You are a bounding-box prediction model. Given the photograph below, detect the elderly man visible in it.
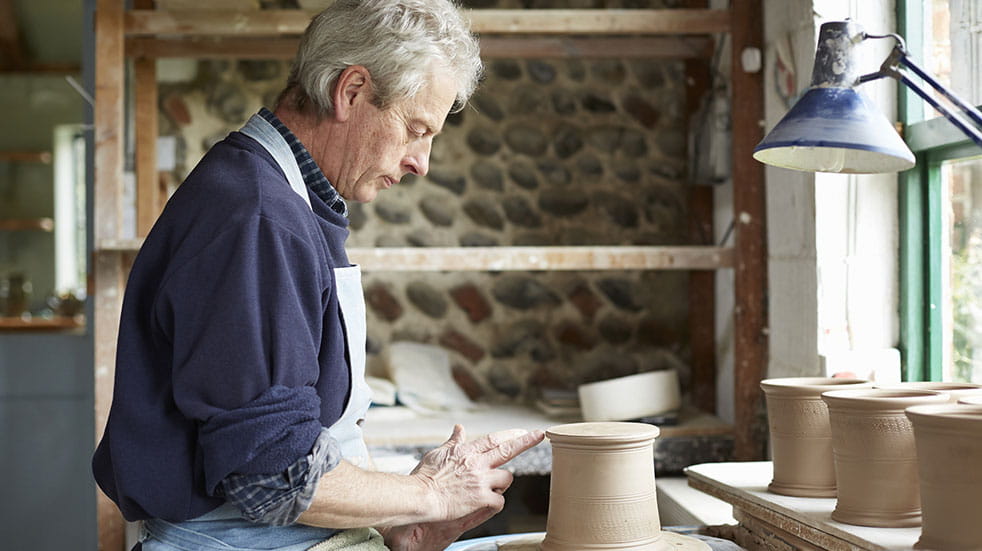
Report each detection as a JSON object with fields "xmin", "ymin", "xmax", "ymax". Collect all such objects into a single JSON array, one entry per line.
[{"xmin": 92, "ymin": 1, "xmax": 544, "ymax": 550}]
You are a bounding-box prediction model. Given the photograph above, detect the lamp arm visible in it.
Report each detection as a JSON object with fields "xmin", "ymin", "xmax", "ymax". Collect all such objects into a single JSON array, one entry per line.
[{"xmin": 858, "ymin": 43, "xmax": 982, "ymax": 149}]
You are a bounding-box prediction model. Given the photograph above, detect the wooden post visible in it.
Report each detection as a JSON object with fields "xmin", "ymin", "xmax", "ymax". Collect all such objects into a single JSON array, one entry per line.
[
  {"xmin": 134, "ymin": 56, "xmax": 159, "ymax": 237},
  {"xmin": 684, "ymin": 0, "xmax": 717, "ymax": 415},
  {"xmin": 94, "ymin": 0, "xmax": 127, "ymax": 549},
  {"xmin": 730, "ymin": 0, "xmax": 768, "ymax": 461}
]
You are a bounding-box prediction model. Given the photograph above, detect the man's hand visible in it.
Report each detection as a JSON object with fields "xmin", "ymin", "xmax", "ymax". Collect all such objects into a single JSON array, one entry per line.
[
  {"xmin": 381, "ymin": 507, "xmax": 496, "ymax": 551},
  {"xmin": 410, "ymin": 425, "xmax": 545, "ymax": 525}
]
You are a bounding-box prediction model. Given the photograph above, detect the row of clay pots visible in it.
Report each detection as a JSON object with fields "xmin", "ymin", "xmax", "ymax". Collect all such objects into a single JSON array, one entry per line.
[{"xmin": 761, "ymin": 378, "xmax": 982, "ymax": 550}]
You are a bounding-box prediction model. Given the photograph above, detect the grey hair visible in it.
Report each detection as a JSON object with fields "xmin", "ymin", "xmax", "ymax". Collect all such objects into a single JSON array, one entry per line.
[{"xmin": 285, "ymin": 0, "xmax": 483, "ymax": 115}]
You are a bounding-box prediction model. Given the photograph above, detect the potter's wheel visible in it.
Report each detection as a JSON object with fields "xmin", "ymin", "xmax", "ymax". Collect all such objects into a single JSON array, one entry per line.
[{"xmin": 448, "ymin": 531, "xmax": 713, "ymax": 551}]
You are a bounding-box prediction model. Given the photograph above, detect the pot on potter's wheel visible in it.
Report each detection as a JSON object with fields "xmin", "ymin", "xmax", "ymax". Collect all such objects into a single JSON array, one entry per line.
[{"xmin": 537, "ymin": 422, "xmax": 709, "ymax": 551}]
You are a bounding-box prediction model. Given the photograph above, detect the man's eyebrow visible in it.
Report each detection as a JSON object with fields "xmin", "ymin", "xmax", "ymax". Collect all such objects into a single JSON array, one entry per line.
[{"xmin": 415, "ymin": 117, "xmax": 442, "ymax": 136}]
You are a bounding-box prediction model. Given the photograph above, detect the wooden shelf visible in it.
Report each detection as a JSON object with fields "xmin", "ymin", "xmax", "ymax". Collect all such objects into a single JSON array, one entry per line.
[
  {"xmin": 0, "ymin": 151, "xmax": 52, "ymax": 163},
  {"xmin": 124, "ymin": 9, "xmax": 730, "ymax": 37},
  {"xmin": 686, "ymin": 462, "xmax": 921, "ymax": 551},
  {"xmin": 0, "ymin": 218, "xmax": 54, "ymax": 231},
  {"xmin": 127, "ymin": 35, "xmax": 715, "ymax": 60},
  {"xmin": 0, "ymin": 316, "xmax": 84, "ymax": 331},
  {"xmin": 96, "ymin": 243, "xmax": 734, "ymax": 271}
]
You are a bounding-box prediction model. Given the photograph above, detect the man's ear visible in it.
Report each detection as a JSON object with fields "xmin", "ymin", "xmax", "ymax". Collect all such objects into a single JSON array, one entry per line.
[{"xmin": 333, "ymin": 65, "xmax": 372, "ymax": 122}]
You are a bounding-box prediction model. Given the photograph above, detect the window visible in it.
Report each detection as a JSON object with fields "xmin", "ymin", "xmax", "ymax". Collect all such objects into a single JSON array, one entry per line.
[{"xmin": 900, "ymin": 0, "xmax": 982, "ymax": 382}]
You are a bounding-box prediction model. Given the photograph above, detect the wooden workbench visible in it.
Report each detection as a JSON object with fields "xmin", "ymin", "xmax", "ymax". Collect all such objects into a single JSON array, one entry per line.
[{"xmin": 685, "ymin": 462, "xmax": 921, "ymax": 551}]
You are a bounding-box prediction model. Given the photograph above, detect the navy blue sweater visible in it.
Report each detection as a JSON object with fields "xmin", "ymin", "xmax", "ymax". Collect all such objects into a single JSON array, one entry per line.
[{"xmin": 93, "ymin": 132, "xmax": 352, "ymax": 522}]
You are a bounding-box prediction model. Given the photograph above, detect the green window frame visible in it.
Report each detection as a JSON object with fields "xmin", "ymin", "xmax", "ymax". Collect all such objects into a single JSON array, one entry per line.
[{"xmin": 898, "ymin": 0, "xmax": 982, "ymax": 382}]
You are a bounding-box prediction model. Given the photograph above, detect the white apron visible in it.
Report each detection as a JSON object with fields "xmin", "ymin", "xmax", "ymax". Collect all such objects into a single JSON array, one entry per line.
[
  {"xmin": 239, "ymin": 113, "xmax": 373, "ymax": 464},
  {"xmin": 141, "ymin": 115, "xmax": 381, "ymax": 551}
]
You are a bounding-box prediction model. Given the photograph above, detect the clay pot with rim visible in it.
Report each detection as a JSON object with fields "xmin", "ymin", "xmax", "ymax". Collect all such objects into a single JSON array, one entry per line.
[
  {"xmin": 821, "ymin": 388, "xmax": 948, "ymax": 527},
  {"xmin": 958, "ymin": 395, "xmax": 982, "ymax": 405},
  {"xmin": 875, "ymin": 380, "xmax": 982, "ymax": 402},
  {"xmin": 540, "ymin": 422, "xmax": 708, "ymax": 551},
  {"xmin": 906, "ymin": 403, "xmax": 982, "ymax": 550},
  {"xmin": 760, "ymin": 377, "xmax": 873, "ymax": 497}
]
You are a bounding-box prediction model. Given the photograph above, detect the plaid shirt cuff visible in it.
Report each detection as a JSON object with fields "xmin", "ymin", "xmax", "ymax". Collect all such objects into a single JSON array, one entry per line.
[{"xmin": 219, "ymin": 427, "xmax": 342, "ymax": 526}]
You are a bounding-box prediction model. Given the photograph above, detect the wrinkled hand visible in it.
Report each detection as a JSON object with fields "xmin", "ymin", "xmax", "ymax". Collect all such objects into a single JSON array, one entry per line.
[
  {"xmin": 382, "ymin": 507, "xmax": 495, "ymax": 551},
  {"xmin": 410, "ymin": 425, "xmax": 545, "ymax": 524}
]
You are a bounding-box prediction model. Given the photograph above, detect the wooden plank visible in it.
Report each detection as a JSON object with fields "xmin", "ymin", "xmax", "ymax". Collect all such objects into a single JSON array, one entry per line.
[
  {"xmin": 95, "ymin": 0, "xmax": 126, "ymax": 548},
  {"xmin": 349, "ymin": 246, "xmax": 733, "ymax": 271},
  {"xmin": 469, "ymin": 9, "xmax": 731, "ymax": 35},
  {"xmin": 155, "ymin": 0, "xmax": 259, "ymax": 9},
  {"xmin": 124, "ymin": 9, "xmax": 729, "ymax": 37},
  {"xmin": 684, "ymin": 0, "xmax": 716, "ymax": 415},
  {"xmin": 97, "ymin": 241, "xmax": 735, "ymax": 271},
  {"xmin": 0, "ymin": 150, "xmax": 52, "ymax": 163},
  {"xmin": 124, "ymin": 9, "xmax": 313, "ymax": 36},
  {"xmin": 685, "ymin": 462, "xmax": 920, "ymax": 551},
  {"xmin": 0, "ymin": 316, "xmax": 84, "ymax": 330},
  {"xmin": 126, "ymin": 36, "xmax": 300, "ymax": 58},
  {"xmin": 0, "ymin": 0, "xmax": 25, "ymax": 70},
  {"xmin": 134, "ymin": 56, "xmax": 159, "ymax": 237},
  {"xmin": 127, "ymin": 35, "xmax": 714, "ymax": 60},
  {"xmin": 480, "ymin": 36, "xmax": 714, "ymax": 59},
  {"xmin": 0, "ymin": 218, "xmax": 54, "ymax": 231},
  {"xmin": 730, "ymin": 0, "xmax": 768, "ymax": 462}
]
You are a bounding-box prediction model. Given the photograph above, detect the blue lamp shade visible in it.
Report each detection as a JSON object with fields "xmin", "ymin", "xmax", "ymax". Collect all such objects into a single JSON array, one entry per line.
[{"xmin": 753, "ymin": 87, "xmax": 915, "ymax": 174}]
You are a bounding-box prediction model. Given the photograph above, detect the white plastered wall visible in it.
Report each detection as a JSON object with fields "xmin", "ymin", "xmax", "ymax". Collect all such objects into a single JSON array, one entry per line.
[
  {"xmin": 717, "ymin": 0, "xmax": 900, "ymax": 423},
  {"xmin": 767, "ymin": 0, "xmax": 900, "ymax": 380}
]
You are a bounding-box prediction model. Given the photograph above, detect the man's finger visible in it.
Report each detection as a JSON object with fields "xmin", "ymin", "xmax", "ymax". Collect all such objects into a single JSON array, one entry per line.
[
  {"xmin": 482, "ymin": 429, "xmax": 545, "ymax": 469},
  {"xmin": 459, "ymin": 428, "xmax": 530, "ymax": 456},
  {"xmin": 443, "ymin": 424, "xmax": 466, "ymax": 448}
]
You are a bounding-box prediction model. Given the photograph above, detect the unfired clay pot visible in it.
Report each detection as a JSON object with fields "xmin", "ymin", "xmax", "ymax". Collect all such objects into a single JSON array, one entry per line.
[
  {"xmin": 906, "ymin": 404, "xmax": 982, "ymax": 550},
  {"xmin": 875, "ymin": 381, "xmax": 982, "ymax": 402},
  {"xmin": 760, "ymin": 377, "xmax": 873, "ymax": 497},
  {"xmin": 541, "ymin": 422, "xmax": 668, "ymax": 551},
  {"xmin": 821, "ymin": 389, "xmax": 948, "ymax": 527},
  {"xmin": 957, "ymin": 394, "xmax": 982, "ymax": 405}
]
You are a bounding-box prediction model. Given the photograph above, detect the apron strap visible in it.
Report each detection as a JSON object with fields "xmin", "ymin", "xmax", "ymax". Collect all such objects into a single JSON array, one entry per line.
[{"xmin": 239, "ymin": 114, "xmax": 313, "ymax": 212}]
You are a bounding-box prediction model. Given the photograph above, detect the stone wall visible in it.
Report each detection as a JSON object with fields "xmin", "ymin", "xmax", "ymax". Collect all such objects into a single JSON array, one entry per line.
[{"xmin": 157, "ymin": 0, "xmax": 695, "ymax": 405}]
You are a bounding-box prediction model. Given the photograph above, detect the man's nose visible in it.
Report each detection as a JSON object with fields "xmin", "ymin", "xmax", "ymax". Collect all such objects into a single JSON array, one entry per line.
[{"xmin": 404, "ymin": 140, "xmax": 432, "ymax": 177}]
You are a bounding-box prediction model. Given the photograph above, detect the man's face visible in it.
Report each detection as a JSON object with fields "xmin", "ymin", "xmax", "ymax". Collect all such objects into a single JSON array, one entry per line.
[{"xmin": 332, "ymin": 71, "xmax": 458, "ymax": 203}]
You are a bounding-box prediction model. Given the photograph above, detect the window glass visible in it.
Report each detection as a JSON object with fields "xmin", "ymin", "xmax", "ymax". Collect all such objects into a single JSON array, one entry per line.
[
  {"xmin": 942, "ymin": 157, "xmax": 982, "ymax": 383},
  {"xmin": 924, "ymin": 0, "xmax": 982, "ymax": 120}
]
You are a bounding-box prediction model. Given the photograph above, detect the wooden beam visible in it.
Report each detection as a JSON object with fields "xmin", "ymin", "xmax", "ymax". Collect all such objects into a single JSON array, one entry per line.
[
  {"xmin": 0, "ymin": 0, "xmax": 26, "ymax": 70},
  {"xmin": 127, "ymin": 35, "xmax": 715, "ymax": 60},
  {"xmin": 124, "ymin": 9, "xmax": 313, "ymax": 36},
  {"xmin": 730, "ymin": 0, "xmax": 768, "ymax": 462},
  {"xmin": 0, "ymin": 218, "xmax": 54, "ymax": 231},
  {"xmin": 0, "ymin": 150, "xmax": 52, "ymax": 163},
  {"xmin": 124, "ymin": 9, "xmax": 730, "ymax": 37},
  {"xmin": 126, "ymin": 36, "xmax": 299, "ymax": 58},
  {"xmin": 97, "ymin": 242, "xmax": 735, "ymax": 271},
  {"xmin": 95, "ymin": 0, "xmax": 126, "ymax": 548},
  {"xmin": 480, "ymin": 36, "xmax": 714, "ymax": 59},
  {"xmin": 342, "ymin": 246, "xmax": 733, "ymax": 272},
  {"xmin": 685, "ymin": 0, "xmax": 717, "ymax": 415},
  {"xmin": 469, "ymin": 9, "xmax": 730, "ymax": 35},
  {"xmin": 134, "ymin": 56, "xmax": 159, "ymax": 237}
]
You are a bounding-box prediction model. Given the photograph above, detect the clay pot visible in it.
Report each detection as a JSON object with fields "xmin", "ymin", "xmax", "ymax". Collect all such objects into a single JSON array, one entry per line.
[
  {"xmin": 906, "ymin": 404, "xmax": 982, "ymax": 550},
  {"xmin": 957, "ymin": 395, "xmax": 982, "ymax": 405},
  {"xmin": 759, "ymin": 377, "xmax": 873, "ymax": 497},
  {"xmin": 541, "ymin": 422, "xmax": 669, "ymax": 551},
  {"xmin": 876, "ymin": 381, "xmax": 982, "ymax": 402},
  {"xmin": 821, "ymin": 389, "xmax": 949, "ymax": 527}
]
